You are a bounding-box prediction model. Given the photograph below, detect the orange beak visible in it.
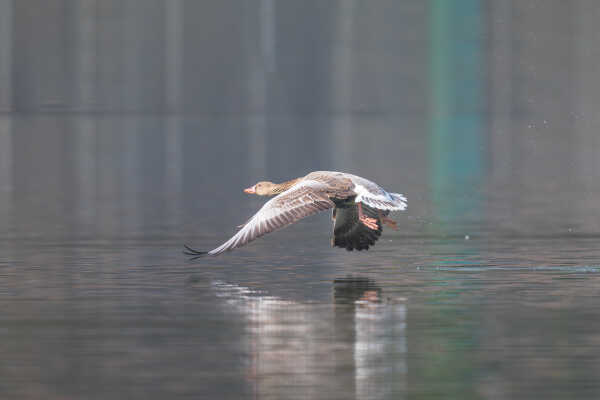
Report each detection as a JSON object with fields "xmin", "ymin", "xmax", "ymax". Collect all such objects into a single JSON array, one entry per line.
[{"xmin": 244, "ymin": 185, "xmax": 256, "ymax": 194}]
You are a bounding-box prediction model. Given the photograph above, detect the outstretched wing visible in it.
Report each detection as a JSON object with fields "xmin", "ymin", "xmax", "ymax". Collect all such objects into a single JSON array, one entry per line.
[
  {"xmin": 205, "ymin": 180, "xmax": 335, "ymax": 255},
  {"xmin": 331, "ymin": 204, "xmax": 385, "ymax": 251}
]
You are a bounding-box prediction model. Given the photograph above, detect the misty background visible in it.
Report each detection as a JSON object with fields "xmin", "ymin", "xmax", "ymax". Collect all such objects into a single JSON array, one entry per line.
[
  {"xmin": 1, "ymin": 0, "xmax": 599, "ymax": 243},
  {"xmin": 1, "ymin": 1, "xmax": 600, "ymax": 399}
]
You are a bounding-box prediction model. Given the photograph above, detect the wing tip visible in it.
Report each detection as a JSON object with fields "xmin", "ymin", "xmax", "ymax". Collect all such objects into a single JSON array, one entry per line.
[{"xmin": 183, "ymin": 244, "xmax": 209, "ymax": 258}]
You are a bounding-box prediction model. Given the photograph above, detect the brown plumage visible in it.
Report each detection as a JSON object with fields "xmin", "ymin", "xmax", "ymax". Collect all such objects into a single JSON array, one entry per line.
[{"xmin": 184, "ymin": 171, "xmax": 407, "ymax": 256}]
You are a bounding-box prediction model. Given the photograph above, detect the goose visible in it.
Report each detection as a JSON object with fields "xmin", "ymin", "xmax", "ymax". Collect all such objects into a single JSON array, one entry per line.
[{"xmin": 184, "ymin": 171, "xmax": 406, "ymax": 256}]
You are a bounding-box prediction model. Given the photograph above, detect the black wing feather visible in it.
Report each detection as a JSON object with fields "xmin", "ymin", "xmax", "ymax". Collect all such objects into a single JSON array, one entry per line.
[{"xmin": 331, "ymin": 203, "xmax": 387, "ymax": 251}]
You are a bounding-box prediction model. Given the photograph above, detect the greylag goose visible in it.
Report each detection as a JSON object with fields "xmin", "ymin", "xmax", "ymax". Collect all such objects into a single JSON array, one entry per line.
[{"xmin": 184, "ymin": 171, "xmax": 406, "ymax": 256}]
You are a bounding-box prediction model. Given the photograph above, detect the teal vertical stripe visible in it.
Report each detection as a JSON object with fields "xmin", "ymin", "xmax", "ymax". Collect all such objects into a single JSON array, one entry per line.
[
  {"xmin": 422, "ymin": 8, "xmax": 486, "ymax": 396},
  {"xmin": 430, "ymin": 0, "xmax": 485, "ymax": 229}
]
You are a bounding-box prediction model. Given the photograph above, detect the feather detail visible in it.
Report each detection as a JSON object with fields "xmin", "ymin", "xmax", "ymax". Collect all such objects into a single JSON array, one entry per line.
[
  {"xmin": 353, "ymin": 184, "xmax": 407, "ymax": 211},
  {"xmin": 185, "ymin": 171, "xmax": 407, "ymax": 256},
  {"xmin": 331, "ymin": 204, "xmax": 384, "ymax": 251},
  {"xmin": 206, "ymin": 180, "xmax": 335, "ymax": 255}
]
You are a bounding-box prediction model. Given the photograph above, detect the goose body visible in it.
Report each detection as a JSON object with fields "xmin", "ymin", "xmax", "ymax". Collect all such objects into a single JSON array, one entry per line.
[{"xmin": 184, "ymin": 171, "xmax": 406, "ymax": 256}]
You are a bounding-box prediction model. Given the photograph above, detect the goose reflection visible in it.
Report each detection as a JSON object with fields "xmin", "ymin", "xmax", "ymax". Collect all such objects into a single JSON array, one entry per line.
[
  {"xmin": 212, "ymin": 277, "xmax": 407, "ymax": 399},
  {"xmin": 335, "ymin": 277, "xmax": 407, "ymax": 399}
]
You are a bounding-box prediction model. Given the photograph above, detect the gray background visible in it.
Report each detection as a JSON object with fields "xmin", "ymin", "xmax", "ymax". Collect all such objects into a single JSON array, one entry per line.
[{"xmin": 1, "ymin": 1, "xmax": 600, "ymax": 399}]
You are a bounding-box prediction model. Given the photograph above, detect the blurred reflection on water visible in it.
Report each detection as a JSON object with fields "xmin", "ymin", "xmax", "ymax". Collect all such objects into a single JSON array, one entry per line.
[
  {"xmin": 210, "ymin": 277, "xmax": 406, "ymax": 400},
  {"xmin": 2, "ymin": 114, "xmax": 600, "ymax": 243},
  {"xmin": 2, "ymin": 231, "xmax": 600, "ymax": 399}
]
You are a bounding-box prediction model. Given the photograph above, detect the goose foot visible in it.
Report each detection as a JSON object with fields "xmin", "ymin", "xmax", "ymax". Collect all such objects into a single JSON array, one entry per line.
[
  {"xmin": 378, "ymin": 212, "xmax": 398, "ymax": 230},
  {"xmin": 359, "ymin": 215, "xmax": 379, "ymax": 230},
  {"xmin": 357, "ymin": 202, "xmax": 378, "ymax": 230}
]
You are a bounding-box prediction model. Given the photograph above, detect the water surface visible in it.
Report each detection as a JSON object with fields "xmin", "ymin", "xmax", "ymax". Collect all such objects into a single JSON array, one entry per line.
[{"xmin": 1, "ymin": 115, "xmax": 600, "ymax": 399}]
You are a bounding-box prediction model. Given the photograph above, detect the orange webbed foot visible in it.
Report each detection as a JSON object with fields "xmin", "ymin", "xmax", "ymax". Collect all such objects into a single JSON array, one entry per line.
[
  {"xmin": 382, "ymin": 217, "xmax": 398, "ymax": 230},
  {"xmin": 357, "ymin": 202, "xmax": 379, "ymax": 230},
  {"xmin": 359, "ymin": 215, "xmax": 379, "ymax": 230},
  {"xmin": 377, "ymin": 211, "xmax": 398, "ymax": 230}
]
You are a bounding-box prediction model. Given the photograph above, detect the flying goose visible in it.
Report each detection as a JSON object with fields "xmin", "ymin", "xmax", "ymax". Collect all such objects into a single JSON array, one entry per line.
[{"xmin": 184, "ymin": 171, "xmax": 406, "ymax": 256}]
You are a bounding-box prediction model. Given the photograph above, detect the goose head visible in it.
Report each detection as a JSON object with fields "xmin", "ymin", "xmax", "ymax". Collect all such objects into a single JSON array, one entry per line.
[{"xmin": 244, "ymin": 181, "xmax": 277, "ymax": 196}]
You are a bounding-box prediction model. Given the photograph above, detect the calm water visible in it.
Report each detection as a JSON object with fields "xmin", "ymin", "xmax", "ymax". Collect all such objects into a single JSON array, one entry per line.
[{"xmin": 1, "ymin": 114, "xmax": 600, "ymax": 399}]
